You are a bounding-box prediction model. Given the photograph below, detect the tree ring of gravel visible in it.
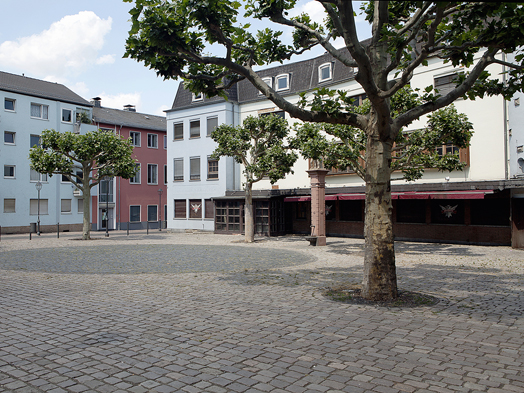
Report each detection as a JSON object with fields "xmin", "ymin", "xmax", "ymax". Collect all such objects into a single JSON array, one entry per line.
[{"xmin": 0, "ymin": 244, "xmax": 315, "ymax": 274}]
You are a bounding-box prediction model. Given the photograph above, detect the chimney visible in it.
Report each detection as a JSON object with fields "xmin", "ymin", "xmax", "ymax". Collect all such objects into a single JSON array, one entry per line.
[
  {"xmin": 123, "ymin": 104, "xmax": 136, "ymax": 112},
  {"xmin": 91, "ymin": 97, "xmax": 102, "ymax": 108}
]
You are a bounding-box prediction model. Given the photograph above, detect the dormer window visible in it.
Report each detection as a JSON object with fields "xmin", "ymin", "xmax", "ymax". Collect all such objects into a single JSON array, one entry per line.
[
  {"xmin": 319, "ymin": 63, "xmax": 332, "ymax": 83},
  {"xmin": 192, "ymin": 92, "xmax": 203, "ymax": 102},
  {"xmin": 259, "ymin": 77, "xmax": 273, "ymax": 95},
  {"xmin": 275, "ymin": 74, "xmax": 289, "ymax": 91}
]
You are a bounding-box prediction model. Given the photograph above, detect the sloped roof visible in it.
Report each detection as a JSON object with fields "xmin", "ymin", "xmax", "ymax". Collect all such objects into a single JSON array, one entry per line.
[
  {"xmin": 93, "ymin": 106, "xmax": 166, "ymax": 132},
  {"xmin": 170, "ymin": 47, "xmax": 359, "ymax": 110},
  {"xmin": 0, "ymin": 71, "xmax": 92, "ymax": 107}
]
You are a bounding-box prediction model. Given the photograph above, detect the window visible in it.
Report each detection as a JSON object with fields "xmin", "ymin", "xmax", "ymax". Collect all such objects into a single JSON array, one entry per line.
[
  {"xmin": 61, "ymin": 199, "xmax": 72, "ymax": 214},
  {"xmin": 4, "ymin": 165, "xmax": 15, "ymax": 178},
  {"xmin": 62, "ymin": 174, "xmax": 70, "ymax": 182},
  {"xmin": 30, "ymin": 199, "xmax": 49, "ymax": 215},
  {"xmin": 4, "ymin": 131, "xmax": 15, "ymax": 144},
  {"xmin": 434, "ymin": 73, "xmax": 459, "ymax": 96},
  {"xmin": 190, "ymin": 157, "xmax": 200, "ymax": 180},
  {"xmin": 100, "ymin": 128, "xmax": 114, "ymax": 133},
  {"xmin": 189, "ymin": 199, "xmax": 202, "ymax": 219},
  {"xmin": 164, "ymin": 164, "xmax": 167, "ymax": 184},
  {"xmin": 4, "ymin": 199, "xmax": 15, "ymax": 213},
  {"xmin": 436, "ymin": 142, "xmax": 459, "ymax": 157},
  {"xmin": 190, "ymin": 120, "xmax": 200, "ymax": 138},
  {"xmin": 350, "ymin": 93, "xmax": 367, "ymax": 107},
  {"xmin": 30, "ymin": 134, "xmax": 41, "ymax": 148},
  {"xmin": 130, "ymin": 131, "xmax": 141, "ymax": 147},
  {"xmin": 207, "ymin": 157, "xmax": 219, "ymax": 179},
  {"xmin": 62, "ymin": 109, "xmax": 72, "ymax": 123},
  {"xmin": 147, "ymin": 133, "xmax": 158, "ymax": 148},
  {"xmin": 259, "ymin": 77, "xmax": 273, "ymax": 95},
  {"xmin": 261, "ymin": 110, "xmax": 285, "ymax": 119},
  {"xmin": 130, "ymin": 205, "xmax": 141, "ymax": 222},
  {"xmin": 148, "ymin": 205, "xmax": 158, "ymax": 221},
  {"xmin": 296, "ymin": 202, "xmax": 308, "ymax": 220},
  {"xmin": 31, "ymin": 103, "xmax": 49, "ymax": 119},
  {"xmin": 78, "ymin": 199, "xmax": 84, "ymax": 213},
  {"xmin": 319, "ymin": 63, "xmax": 332, "ymax": 82},
  {"xmin": 174, "ymin": 122, "xmax": 183, "ymax": 140},
  {"xmin": 147, "ymin": 164, "xmax": 158, "ymax": 184},
  {"xmin": 207, "ymin": 116, "xmax": 218, "ymax": 137},
  {"xmin": 205, "ymin": 199, "xmax": 214, "ymax": 219},
  {"xmin": 4, "ymin": 98, "xmax": 15, "ymax": 111},
  {"xmin": 163, "ymin": 134, "xmax": 167, "ymax": 149},
  {"xmin": 396, "ymin": 200, "xmax": 426, "ymax": 223},
  {"xmin": 275, "ymin": 74, "xmax": 289, "ymax": 91},
  {"xmin": 174, "ymin": 158, "xmax": 184, "ymax": 181},
  {"xmin": 75, "ymin": 170, "xmax": 83, "ymax": 185},
  {"xmin": 174, "ymin": 199, "xmax": 186, "ymax": 218},
  {"xmin": 130, "ymin": 163, "xmax": 141, "ymax": 184},
  {"xmin": 193, "ymin": 92, "xmax": 203, "ymax": 102},
  {"xmin": 339, "ymin": 200, "xmax": 363, "ymax": 222},
  {"xmin": 30, "ymin": 168, "xmax": 48, "ymax": 182}
]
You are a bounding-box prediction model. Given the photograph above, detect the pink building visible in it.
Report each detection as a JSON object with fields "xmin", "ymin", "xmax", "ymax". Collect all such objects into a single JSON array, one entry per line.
[{"xmin": 92, "ymin": 99, "xmax": 167, "ymax": 231}]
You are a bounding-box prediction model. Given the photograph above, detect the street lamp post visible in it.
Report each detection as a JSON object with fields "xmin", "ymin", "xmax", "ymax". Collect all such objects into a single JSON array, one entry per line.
[
  {"xmin": 105, "ymin": 176, "xmax": 110, "ymax": 237},
  {"xmin": 158, "ymin": 188, "xmax": 163, "ymax": 231},
  {"xmin": 35, "ymin": 181, "xmax": 42, "ymax": 236}
]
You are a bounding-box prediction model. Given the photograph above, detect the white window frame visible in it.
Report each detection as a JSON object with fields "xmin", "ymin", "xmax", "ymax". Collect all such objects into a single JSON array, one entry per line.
[
  {"xmin": 4, "ymin": 198, "xmax": 15, "ymax": 213},
  {"xmin": 62, "ymin": 108, "xmax": 72, "ymax": 123},
  {"xmin": 207, "ymin": 157, "xmax": 219, "ymax": 180},
  {"xmin": 30, "ymin": 134, "xmax": 41, "ymax": 148},
  {"xmin": 163, "ymin": 134, "xmax": 167, "ymax": 149},
  {"xmin": 207, "ymin": 116, "xmax": 218, "ymax": 137},
  {"xmin": 4, "ymin": 98, "xmax": 15, "ymax": 112},
  {"xmin": 4, "ymin": 131, "xmax": 15, "ymax": 145},
  {"xmin": 130, "ymin": 163, "xmax": 141, "ymax": 184},
  {"xmin": 78, "ymin": 199, "xmax": 84, "ymax": 213},
  {"xmin": 174, "ymin": 122, "xmax": 184, "ymax": 140},
  {"xmin": 147, "ymin": 205, "xmax": 159, "ymax": 222},
  {"xmin": 190, "ymin": 156, "xmax": 201, "ymax": 181},
  {"xmin": 259, "ymin": 77, "xmax": 273, "ymax": 95},
  {"xmin": 31, "ymin": 103, "xmax": 49, "ymax": 120},
  {"xmin": 30, "ymin": 199, "xmax": 49, "ymax": 215},
  {"xmin": 147, "ymin": 133, "xmax": 158, "ymax": 148},
  {"xmin": 275, "ymin": 74, "xmax": 289, "ymax": 91},
  {"xmin": 192, "ymin": 92, "xmax": 203, "ymax": 102},
  {"xmin": 4, "ymin": 165, "xmax": 15, "ymax": 179},
  {"xmin": 174, "ymin": 158, "xmax": 184, "ymax": 181},
  {"xmin": 30, "ymin": 168, "xmax": 48, "ymax": 182},
  {"xmin": 61, "ymin": 199, "xmax": 72, "ymax": 214},
  {"xmin": 190, "ymin": 119, "xmax": 200, "ymax": 138},
  {"xmin": 318, "ymin": 63, "xmax": 332, "ymax": 83},
  {"xmin": 129, "ymin": 205, "xmax": 141, "ymax": 222},
  {"xmin": 147, "ymin": 163, "xmax": 158, "ymax": 185},
  {"xmin": 130, "ymin": 131, "xmax": 141, "ymax": 147}
]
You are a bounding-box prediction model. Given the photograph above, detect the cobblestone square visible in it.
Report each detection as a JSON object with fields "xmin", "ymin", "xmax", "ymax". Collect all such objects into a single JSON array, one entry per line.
[{"xmin": 1, "ymin": 231, "xmax": 523, "ymax": 392}]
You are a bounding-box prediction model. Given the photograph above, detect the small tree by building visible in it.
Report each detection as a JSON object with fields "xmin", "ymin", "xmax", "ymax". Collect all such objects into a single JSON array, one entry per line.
[
  {"xmin": 211, "ymin": 114, "xmax": 298, "ymax": 243},
  {"xmin": 29, "ymin": 129, "xmax": 137, "ymax": 240}
]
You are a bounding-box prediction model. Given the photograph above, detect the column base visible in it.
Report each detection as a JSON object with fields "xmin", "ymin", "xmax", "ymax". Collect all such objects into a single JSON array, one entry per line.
[{"xmin": 316, "ymin": 235, "xmax": 327, "ymax": 246}]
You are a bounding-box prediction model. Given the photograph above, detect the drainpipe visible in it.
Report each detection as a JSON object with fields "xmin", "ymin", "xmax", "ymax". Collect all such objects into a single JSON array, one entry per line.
[
  {"xmin": 503, "ymin": 53, "xmax": 509, "ymax": 180},
  {"xmin": 118, "ymin": 124, "xmax": 123, "ymax": 230}
]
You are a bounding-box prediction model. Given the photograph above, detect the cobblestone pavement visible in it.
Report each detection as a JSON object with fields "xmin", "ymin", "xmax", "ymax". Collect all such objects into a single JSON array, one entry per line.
[{"xmin": 1, "ymin": 231, "xmax": 523, "ymax": 393}]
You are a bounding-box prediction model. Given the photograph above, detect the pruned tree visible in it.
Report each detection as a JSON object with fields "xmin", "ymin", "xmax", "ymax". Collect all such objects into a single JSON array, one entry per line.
[
  {"xmin": 29, "ymin": 129, "xmax": 137, "ymax": 240},
  {"xmin": 124, "ymin": 0, "xmax": 524, "ymax": 300},
  {"xmin": 211, "ymin": 114, "xmax": 298, "ymax": 243}
]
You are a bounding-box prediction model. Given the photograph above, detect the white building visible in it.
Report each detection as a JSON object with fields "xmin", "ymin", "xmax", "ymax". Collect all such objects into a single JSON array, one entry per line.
[
  {"xmin": 166, "ymin": 50, "xmax": 524, "ymax": 246},
  {"xmin": 1, "ymin": 71, "xmax": 97, "ymax": 234}
]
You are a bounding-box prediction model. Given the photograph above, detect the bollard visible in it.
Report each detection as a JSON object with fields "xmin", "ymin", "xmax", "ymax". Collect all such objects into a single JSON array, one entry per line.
[
  {"xmin": 57, "ymin": 223, "xmax": 60, "ymax": 238},
  {"xmin": 147, "ymin": 220, "xmax": 149, "ymax": 235},
  {"xmin": 127, "ymin": 221, "xmax": 130, "ymax": 236}
]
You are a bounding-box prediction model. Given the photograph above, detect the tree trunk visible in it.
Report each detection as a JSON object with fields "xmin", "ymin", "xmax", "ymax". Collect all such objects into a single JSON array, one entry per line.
[
  {"xmin": 244, "ymin": 182, "xmax": 255, "ymax": 243},
  {"xmin": 361, "ymin": 133, "xmax": 398, "ymax": 300},
  {"xmin": 82, "ymin": 185, "xmax": 91, "ymax": 240}
]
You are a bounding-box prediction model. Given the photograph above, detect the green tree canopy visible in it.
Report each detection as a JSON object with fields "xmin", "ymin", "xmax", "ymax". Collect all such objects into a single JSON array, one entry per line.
[
  {"xmin": 29, "ymin": 129, "xmax": 137, "ymax": 240},
  {"xmin": 124, "ymin": 0, "xmax": 524, "ymax": 300},
  {"xmin": 211, "ymin": 114, "xmax": 298, "ymax": 242}
]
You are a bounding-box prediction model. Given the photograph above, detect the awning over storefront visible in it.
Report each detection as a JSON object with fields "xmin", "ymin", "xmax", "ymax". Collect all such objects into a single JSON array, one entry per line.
[{"xmin": 284, "ymin": 190, "xmax": 494, "ymax": 202}]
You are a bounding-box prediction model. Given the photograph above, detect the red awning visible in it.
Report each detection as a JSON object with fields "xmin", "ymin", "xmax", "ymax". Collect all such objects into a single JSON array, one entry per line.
[{"xmin": 285, "ymin": 190, "xmax": 493, "ymax": 202}]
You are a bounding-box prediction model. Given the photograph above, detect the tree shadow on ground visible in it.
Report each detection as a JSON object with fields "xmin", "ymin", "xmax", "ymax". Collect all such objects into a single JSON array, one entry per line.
[{"xmin": 221, "ymin": 262, "xmax": 524, "ymax": 323}]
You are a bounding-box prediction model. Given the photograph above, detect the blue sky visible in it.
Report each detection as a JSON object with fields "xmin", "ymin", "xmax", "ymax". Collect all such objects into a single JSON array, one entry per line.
[{"xmin": 0, "ymin": 0, "xmax": 371, "ymax": 116}]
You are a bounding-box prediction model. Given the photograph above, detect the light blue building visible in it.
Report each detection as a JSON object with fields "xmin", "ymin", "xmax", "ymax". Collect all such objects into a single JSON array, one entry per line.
[{"xmin": 1, "ymin": 71, "xmax": 97, "ymax": 234}]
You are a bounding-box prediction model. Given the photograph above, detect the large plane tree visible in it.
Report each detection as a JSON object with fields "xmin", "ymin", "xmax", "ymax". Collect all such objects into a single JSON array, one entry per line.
[{"xmin": 124, "ymin": 0, "xmax": 524, "ymax": 300}]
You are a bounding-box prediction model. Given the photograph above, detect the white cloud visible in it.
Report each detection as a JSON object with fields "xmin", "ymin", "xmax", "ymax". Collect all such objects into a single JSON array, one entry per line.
[
  {"xmin": 97, "ymin": 93, "xmax": 141, "ymax": 111},
  {"xmin": 96, "ymin": 54, "xmax": 115, "ymax": 65},
  {"xmin": 0, "ymin": 11, "xmax": 112, "ymax": 79}
]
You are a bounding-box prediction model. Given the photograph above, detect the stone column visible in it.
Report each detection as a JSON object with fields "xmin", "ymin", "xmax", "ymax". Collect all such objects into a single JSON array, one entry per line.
[{"xmin": 306, "ymin": 169, "xmax": 329, "ymax": 246}]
